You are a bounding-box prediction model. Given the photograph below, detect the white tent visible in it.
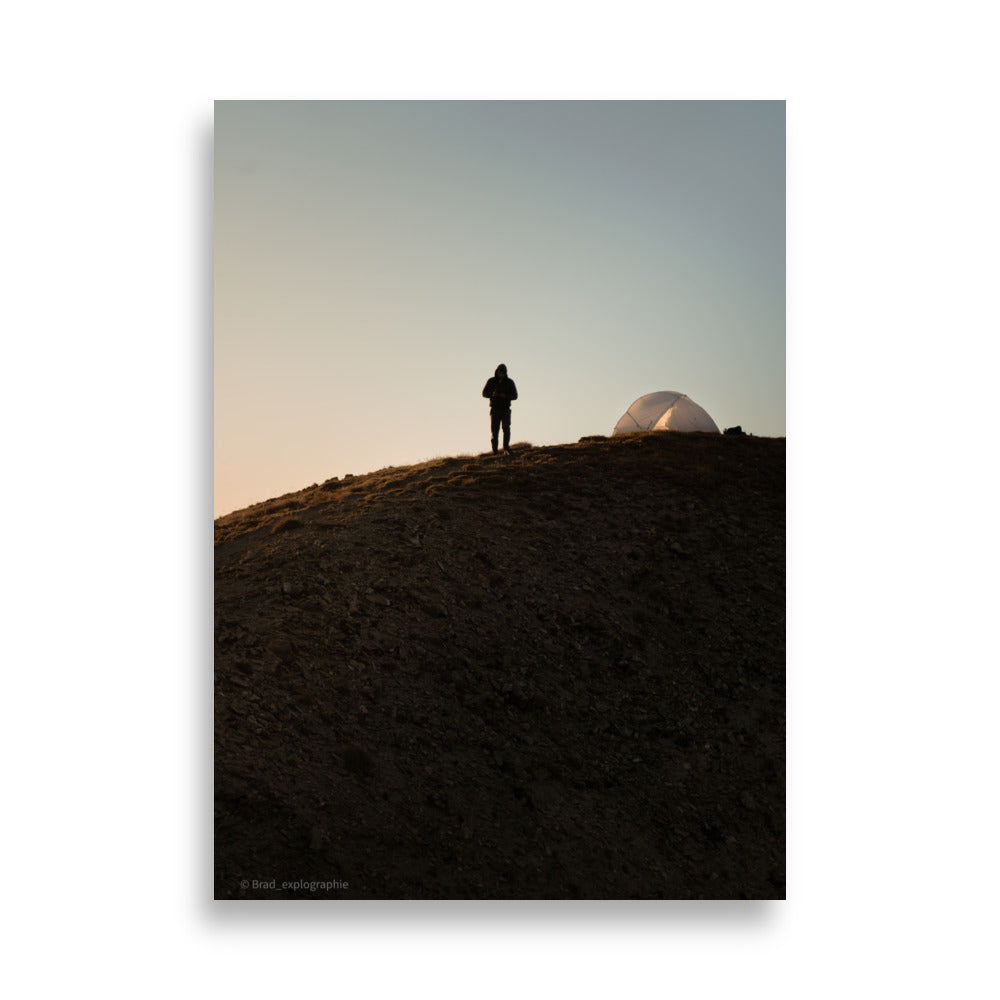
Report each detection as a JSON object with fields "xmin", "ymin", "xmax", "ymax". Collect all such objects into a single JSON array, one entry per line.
[{"xmin": 613, "ymin": 391, "xmax": 721, "ymax": 435}]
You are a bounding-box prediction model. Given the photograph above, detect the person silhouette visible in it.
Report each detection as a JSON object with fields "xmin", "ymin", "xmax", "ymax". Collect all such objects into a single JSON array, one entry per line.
[{"xmin": 481, "ymin": 363, "xmax": 518, "ymax": 455}]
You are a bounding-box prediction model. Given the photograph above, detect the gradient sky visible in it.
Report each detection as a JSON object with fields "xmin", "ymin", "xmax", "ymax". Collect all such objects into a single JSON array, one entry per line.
[{"xmin": 215, "ymin": 100, "xmax": 784, "ymax": 517}]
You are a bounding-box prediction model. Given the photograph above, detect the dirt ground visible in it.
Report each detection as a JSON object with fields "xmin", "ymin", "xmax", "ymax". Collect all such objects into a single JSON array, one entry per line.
[{"xmin": 214, "ymin": 431, "xmax": 785, "ymax": 899}]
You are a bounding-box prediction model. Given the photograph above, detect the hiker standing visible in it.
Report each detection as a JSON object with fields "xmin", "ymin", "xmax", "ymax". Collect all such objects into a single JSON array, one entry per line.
[{"xmin": 482, "ymin": 363, "xmax": 518, "ymax": 455}]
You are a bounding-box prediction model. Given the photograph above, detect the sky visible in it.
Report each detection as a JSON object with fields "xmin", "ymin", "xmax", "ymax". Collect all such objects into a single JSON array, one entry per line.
[{"xmin": 214, "ymin": 100, "xmax": 784, "ymax": 517}]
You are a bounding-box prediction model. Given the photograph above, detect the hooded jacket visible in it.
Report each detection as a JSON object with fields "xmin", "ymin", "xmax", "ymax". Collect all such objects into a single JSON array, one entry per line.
[{"xmin": 482, "ymin": 365, "xmax": 518, "ymax": 412}]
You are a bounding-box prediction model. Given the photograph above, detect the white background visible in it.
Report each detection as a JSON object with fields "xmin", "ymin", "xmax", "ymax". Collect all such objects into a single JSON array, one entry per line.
[{"xmin": 3, "ymin": 2, "xmax": 997, "ymax": 997}]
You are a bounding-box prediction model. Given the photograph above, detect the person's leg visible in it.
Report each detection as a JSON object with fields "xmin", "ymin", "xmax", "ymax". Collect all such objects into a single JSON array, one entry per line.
[
  {"xmin": 501, "ymin": 411, "xmax": 511, "ymax": 451},
  {"xmin": 490, "ymin": 410, "xmax": 501, "ymax": 454}
]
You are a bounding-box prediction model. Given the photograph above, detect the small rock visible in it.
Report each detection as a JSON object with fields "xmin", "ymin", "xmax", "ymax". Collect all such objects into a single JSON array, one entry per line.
[{"xmin": 266, "ymin": 638, "xmax": 295, "ymax": 662}]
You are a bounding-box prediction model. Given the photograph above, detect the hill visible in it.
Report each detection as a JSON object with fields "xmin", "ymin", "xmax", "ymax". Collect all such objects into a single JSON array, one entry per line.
[{"xmin": 215, "ymin": 431, "xmax": 785, "ymax": 899}]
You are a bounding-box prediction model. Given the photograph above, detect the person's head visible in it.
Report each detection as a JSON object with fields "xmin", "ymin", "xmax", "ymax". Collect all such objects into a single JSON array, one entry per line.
[{"xmin": 495, "ymin": 363, "xmax": 507, "ymax": 377}]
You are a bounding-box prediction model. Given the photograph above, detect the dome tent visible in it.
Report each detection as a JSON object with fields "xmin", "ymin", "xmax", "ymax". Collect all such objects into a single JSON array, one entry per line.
[{"xmin": 613, "ymin": 391, "xmax": 720, "ymax": 436}]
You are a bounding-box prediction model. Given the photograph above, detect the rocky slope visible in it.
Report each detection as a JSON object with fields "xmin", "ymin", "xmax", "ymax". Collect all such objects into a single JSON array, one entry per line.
[{"xmin": 215, "ymin": 431, "xmax": 785, "ymax": 899}]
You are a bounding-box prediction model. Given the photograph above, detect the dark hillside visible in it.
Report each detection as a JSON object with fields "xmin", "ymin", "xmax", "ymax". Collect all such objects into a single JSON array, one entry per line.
[{"xmin": 215, "ymin": 432, "xmax": 785, "ymax": 899}]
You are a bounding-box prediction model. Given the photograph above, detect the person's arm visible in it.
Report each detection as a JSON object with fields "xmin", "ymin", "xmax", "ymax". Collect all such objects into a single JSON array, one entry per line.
[
  {"xmin": 482, "ymin": 379, "xmax": 494, "ymax": 399},
  {"xmin": 508, "ymin": 380, "xmax": 518, "ymax": 402}
]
